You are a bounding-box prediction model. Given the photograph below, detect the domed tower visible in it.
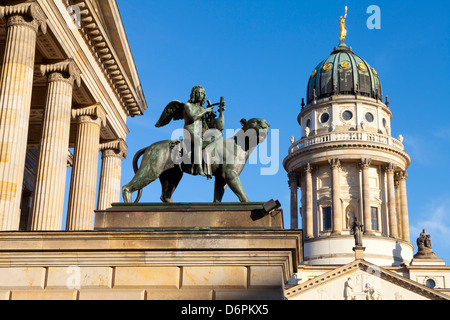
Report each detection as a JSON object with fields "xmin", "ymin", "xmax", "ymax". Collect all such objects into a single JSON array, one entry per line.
[{"xmin": 283, "ymin": 15, "xmax": 413, "ymax": 267}]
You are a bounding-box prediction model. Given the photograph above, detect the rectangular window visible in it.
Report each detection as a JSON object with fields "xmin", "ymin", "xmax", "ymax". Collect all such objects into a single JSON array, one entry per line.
[
  {"xmin": 371, "ymin": 207, "xmax": 379, "ymax": 231},
  {"xmin": 323, "ymin": 207, "xmax": 332, "ymax": 231}
]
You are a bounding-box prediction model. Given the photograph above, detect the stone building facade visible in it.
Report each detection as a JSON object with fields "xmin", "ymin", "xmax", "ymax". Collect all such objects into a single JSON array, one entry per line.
[
  {"xmin": 0, "ymin": 1, "xmax": 301, "ymax": 300},
  {"xmin": 0, "ymin": 0, "xmax": 146, "ymax": 232}
]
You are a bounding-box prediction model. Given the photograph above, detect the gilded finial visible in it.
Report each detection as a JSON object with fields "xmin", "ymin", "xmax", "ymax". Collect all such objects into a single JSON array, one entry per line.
[{"xmin": 339, "ymin": 6, "xmax": 348, "ymax": 43}]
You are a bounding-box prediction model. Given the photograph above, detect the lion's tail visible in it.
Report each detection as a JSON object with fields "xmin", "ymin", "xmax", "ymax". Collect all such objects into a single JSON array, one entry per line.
[{"xmin": 132, "ymin": 147, "xmax": 148, "ymax": 203}]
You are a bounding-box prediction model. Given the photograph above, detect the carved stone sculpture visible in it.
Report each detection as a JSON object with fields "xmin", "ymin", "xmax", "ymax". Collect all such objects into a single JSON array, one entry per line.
[
  {"xmin": 352, "ymin": 219, "xmax": 364, "ymax": 247},
  {"xmin": 414, "ymin": 229, "xmax": 438, "ymax": 259}
]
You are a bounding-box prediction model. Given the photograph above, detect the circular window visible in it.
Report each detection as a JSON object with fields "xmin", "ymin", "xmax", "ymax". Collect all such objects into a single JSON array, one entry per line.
[
  {"xmin": 320, "ymin": 113, "xmax": 330, "ymax": 123},
  {"xmin": 306, "ymin": 119, "xmax": 311, "ymax": 128},
  {"xmin": 365, "ymin": 112, "xmax": 374, "ymax": 123},
  {"xmin": 342, "ymin": 111, "xmax": 353, "ymax": 121},
  {"xmin": 425, "ymin": 279, "xmax": 436, "ymax": 289}
]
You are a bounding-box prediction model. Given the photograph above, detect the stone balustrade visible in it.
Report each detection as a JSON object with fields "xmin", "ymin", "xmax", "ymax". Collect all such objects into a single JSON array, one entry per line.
[{"xmin": 289, "ymin": 131, "xmax": 405, "ymax": 154}]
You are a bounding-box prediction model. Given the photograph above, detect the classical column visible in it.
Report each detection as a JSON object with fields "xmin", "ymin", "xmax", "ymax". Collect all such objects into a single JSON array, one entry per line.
[
  {"xmin": 288, "ymin": 171, "xmax": 299, "ymax": 229},
  {"xmin": 66, "ymin": 104, "xmax": 106, "ymax": 231},
  {"xmin": 30, "ymin": 60, "xmax": 81, "ymax": 231},
  {"xmin": 360, "ymin": 158, "xmax": 372, "ymax": 234},
  {"xmin": 384, "ymin": 163, "xmax": 398, "ymax": 238},
  {"xmin": 329, "ymin": 158, "xmax": 342, "ymax": 234},
  {"xmin": 394, "ymin": 179, "xmax": 403, "ymax": 239},
  {"xmin": 396, "ymin": 171, "xmax": 410, "ymax": 242},
  {"xmin": 304, "ymin": 163, "xmax": 314, "ymax": 238},
  {"xmin": 97, "ymin": 139, "xmax": 127, "ymax": 211},
  {"xmin": 0, "ymin": 2, "xmax": 47, "ymax": 230}
]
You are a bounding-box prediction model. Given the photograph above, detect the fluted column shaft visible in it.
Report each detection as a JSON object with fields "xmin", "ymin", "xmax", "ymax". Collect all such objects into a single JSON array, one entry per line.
[
  {"xmin": 385, "ymin": 164, "xmax": 398, "ymax": 238},
  {"xmin": 66, "ymin": 105, "xmax": 106, "ymax": 230},
  {"xmin": 0, "ymin": 4, "xmax": 46, "ymax": 230},
  {"xmin": 360, "ymin": 158, "xmax": 372, "ymax": 234},
  {"xmin": 304, "ymin": 164, "xmax": 314, "ymax": 238},
  {"xmin": 395, "ymin": 179, "xmax": 403, "ymax": 239},
  {"xmin": 97, "ymin": 140, "xmax": 127, "ymax": 211},
  {"xmin": 288, "ymin": 171, "xmax": 299, "ymax": 229},
  {"xmin": 30, "ymin": 61, "xmax": 81, "ymax": 230},
  {"xmin": 329, "ymin": 159, "xmax": 342, "ymax": 234},
  {"xmin": 396, "ymin": 171, "xmax": 410, "ymax": 242}
]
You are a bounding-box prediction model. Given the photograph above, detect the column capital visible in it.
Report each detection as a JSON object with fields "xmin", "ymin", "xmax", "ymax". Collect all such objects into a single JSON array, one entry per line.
[
  {"xmin": 40, "ymin": 59, "xmax": 82, "ymax": 87},
  {"xmin": 384, "ymin": 163, "xmax": 396, "ymax": 173},
  {"xmin": 395, "ymin": 170, "xmax": 408, "ymax": 181},
  {"xmin": 0, "ymin": 1, "xmax": 47, "ymax": 34},
  {"xmin": 72, "ymin": 104, "xmax": 107, "ymax": 127},
  {"xmin": 359, "ymin": 158, "xmax": 372, "ymax": 168},
  {"xmin": 303, "ymin": 163, "xmax": 314, "ymax": 174},
  {"xmin": 100, "ymin": 139, "xmax": 128, "ymax": 159},
  {"xmin": 328, "ymin": 158, "xmax": 341, "ymax": 169}
]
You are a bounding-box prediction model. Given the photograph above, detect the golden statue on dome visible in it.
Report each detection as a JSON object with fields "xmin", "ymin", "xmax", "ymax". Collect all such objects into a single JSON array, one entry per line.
[{"xmin": 339, "ymin": 6, "xmax": 348, "ymax": 43}]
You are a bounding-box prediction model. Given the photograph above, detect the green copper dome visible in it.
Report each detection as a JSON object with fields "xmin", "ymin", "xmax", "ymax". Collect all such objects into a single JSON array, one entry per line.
[{"xmin": 306, "ymin": 43, "xmax": 382, "ymax": 104}]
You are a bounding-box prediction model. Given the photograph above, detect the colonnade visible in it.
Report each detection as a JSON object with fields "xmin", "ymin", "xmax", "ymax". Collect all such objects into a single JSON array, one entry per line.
[
  {"xmin": 0, "ymin": 2, "xmax": 127, "ymax": 231},
  {"xmin": 288, "ymin": 159, "xmax": 411, "ymax": 243}
]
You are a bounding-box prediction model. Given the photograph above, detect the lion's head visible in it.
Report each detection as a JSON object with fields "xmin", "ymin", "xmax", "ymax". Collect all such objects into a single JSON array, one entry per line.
[{"xmin": 240, "ymin": 118, "xmax": 270, "ymax": 144}]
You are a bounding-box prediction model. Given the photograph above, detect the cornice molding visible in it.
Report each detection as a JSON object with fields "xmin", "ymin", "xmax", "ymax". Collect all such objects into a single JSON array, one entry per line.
[
  {"xmin": 63, "ymin": 0, "xmax": 145, "ymax": 117},
  {"xmin": 283, "ymin": 140, "xmax": 411, "ymax": 172}
]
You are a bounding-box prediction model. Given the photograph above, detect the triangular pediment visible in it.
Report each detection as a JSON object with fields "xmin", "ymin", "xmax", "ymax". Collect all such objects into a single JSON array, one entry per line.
[{"xmin": 285, "ymin": 260, "xmax": 449, "ymax": 300}]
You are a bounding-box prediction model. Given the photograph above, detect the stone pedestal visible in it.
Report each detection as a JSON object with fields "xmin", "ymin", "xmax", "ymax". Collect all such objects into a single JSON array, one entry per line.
[
  {"xmin": 95, "ymin": 202, "xmax": 284, "ymax": 230},
  {"xmin": 353, "ymin": 246, "xmax": 366, "ymax": 260},
  {"xmin": 0, "ymin": 202, "xmax": 301, "ymax": 300}
]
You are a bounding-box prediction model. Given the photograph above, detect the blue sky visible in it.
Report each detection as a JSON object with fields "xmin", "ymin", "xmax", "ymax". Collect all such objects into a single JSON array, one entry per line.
[{"xmin": 113, "ymin": 0, "xmax": 450, "ymax": 262}]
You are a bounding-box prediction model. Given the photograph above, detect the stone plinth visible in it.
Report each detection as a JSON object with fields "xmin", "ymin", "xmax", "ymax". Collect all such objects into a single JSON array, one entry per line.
[
  {"xmin": 0, "ymin": 228, "xmax": 302, "ymax": 300},
  {"xmin": 410, "ymin": 258, "xmax": 446, "ymax": 266},
  {"xmin": 95, "ymin": 202, "xmax": 284, "ymax": 230},
  {"xmin": 353, "ymin": 246, "xmax": 366, "ymax": 260}
]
